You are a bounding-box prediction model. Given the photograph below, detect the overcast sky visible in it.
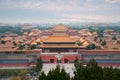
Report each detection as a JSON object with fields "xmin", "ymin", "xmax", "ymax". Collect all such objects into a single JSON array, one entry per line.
[{"xmin": 0, "ymin": 0, "xmax": 120, "ymax": 23}]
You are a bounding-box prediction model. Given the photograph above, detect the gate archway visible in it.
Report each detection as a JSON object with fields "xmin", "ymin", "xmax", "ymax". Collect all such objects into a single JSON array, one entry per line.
[
  {"xmin": 50, "ymin": 59, "xmax": 54, "ymax": 63},
  {"xmin": 64, "ymin": 59, "xmax": 69, "ymax": 63}
]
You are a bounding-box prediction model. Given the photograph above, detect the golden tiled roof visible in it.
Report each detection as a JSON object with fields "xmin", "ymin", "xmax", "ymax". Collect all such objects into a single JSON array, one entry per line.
[
  {"xmin": 4, "ymin": 37, "xmax": 13, "ymax": 41},
  {"xmin": 40, "ymin": 44, "xmax": 78, "ymax": 48},
  {"xmin": 35, "ymin": 39, "xmax": 41, "ymax": 42},
  {"xmin": 31, "ymin": 41, "xmax": 37, "ymax": 45},
  {"xmin": 43, "ymin": 36, "xmax": 75, "ymax": 42},
  {"xmin": 83, "ymin": 41, "xmax": 89, "ymax": 47},
  {"xmin": 53, "ymin": 24, "xmax": 67, "ymax": 30},
  {"xmin": 79, "ymin": 38, "xmax": 85, "ymax": 42}
]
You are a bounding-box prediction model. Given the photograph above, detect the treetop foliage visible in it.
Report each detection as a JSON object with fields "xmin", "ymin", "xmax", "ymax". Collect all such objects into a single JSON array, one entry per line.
[{"xmin": 38, "ymin": 64, "xmax": 70, "ymax": 80}]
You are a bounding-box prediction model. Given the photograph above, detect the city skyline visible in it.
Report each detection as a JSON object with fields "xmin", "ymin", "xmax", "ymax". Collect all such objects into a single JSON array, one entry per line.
[{"xmin": 0, "ymin": 0, "xmax": 120, "ymax": 23}]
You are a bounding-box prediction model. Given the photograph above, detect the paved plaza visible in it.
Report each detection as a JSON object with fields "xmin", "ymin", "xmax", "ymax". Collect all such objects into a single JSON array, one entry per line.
[{"xmin": 42, "ymin": 63, "xmax": 75, "ymax": 77}]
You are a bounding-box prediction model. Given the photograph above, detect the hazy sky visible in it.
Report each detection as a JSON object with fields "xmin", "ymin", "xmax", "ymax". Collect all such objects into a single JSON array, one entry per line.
[{"xmin": 0, "ymin": 0, "xmax": 120, "ymax": 23}]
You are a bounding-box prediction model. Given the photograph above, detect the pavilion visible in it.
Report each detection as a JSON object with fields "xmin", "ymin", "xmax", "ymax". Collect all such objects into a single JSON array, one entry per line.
[{"xmin": 40, "ymin": 36, "xmax": 78, "ymax": 52}]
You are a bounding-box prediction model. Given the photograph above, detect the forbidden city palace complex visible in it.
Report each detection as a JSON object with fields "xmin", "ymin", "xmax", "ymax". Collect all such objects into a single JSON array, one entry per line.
[{"xmin": 0, "ymin": 24, "xmax": 120, "ymax": 68}]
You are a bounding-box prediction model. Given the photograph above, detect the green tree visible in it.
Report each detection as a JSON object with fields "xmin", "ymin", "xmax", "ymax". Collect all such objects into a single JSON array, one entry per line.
[
  {"xmin": 60, "ymin": 68, "xmax": 70, "ymax": 80},
  {"xmin": 73, "ymin": 62, "xmax": 85, "ymax": 80},
  {"xmin": 1, "ymin": 40, "xmax": 6, "ymax": 44},
  {"xmin": 94, "ymin": 37, "xmax": 97, "ymax": 41},
  {"xmin": 117, "ymin": 41, "xmax": 120, "ymax": 44},
  {"xmin": 86, "ymin": 44, "xmax": 96, "ymax": 50},
  {"xmin": 38, "ymin": 71, "xmax": 46, "ymax": 80},
  {"xmin": 112, "ymin": 36, "xmax": 117, "ymax": 40},
  {"xmin": 97, "ymin": 29, "xmax": 103, "ymax": 37},
  {"xmin": 11, "ymin": 70, "xmax": 19, "ymax": 76},
  {"xmin": 86, "ymin": 45, "xmax": 91, "ymax": 50},
  {"xmin": 99, "ymin": 39, "xmax": 102, "ymax": 43},
  {"xmin": 54, "ymin": 65, "xmax": 61, "ymax": 80},
  {"xmin": 47, "ymin": 69, "xmax": 55, "ymax": 80},
  {"xmin": 19, "ymin": 70, "xmax": 27, "ymax": 80},
  {"xmin": 13, "ymin": 41, "xmax": 17, "ymax": 46},
  {"xmin": 86, "ymin": 59, "xmax": 103, "ymax": 80},
  {"xmin": 35, "ymin": 58, "xmax": 43, "ymax": 73},
  {"xmin": 18, "ymin": 44, "xmax": 25, "ymax": 50},
  {"xmin": 77, "ymin": 41, "xmax": 82, "ymax": 46},
  {"xmin": 74, "ymin": 57, "xmax": 80, "ymax": 70},
  {"xmin": 91, "ymin": 44, "xmax": 96, "ymax": 49},
  {"xmin": 103, "ymin": 67, "xmax": 120, "ymax": 80},
  {"xmin": 31, "ymin": 44, "xmax": 37, "ymax": 49},
  {"xmin": 101, "ymin": 41, "xmax": 106, "ymax": 46},
  {"xmin": 113, "ymin": 68, "xmax": 120, "ymax": 80}
]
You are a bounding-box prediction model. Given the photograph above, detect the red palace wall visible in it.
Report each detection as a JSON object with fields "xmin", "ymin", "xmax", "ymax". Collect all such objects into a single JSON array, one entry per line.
[
  {"xmin": 40, "ymin": 55, "xmax": 57, "ymax": 63},
  {"xmin": 38, "ymin": 54, "xmax": 81, "ymax": 64},
  {"xmin": 61, "ymin": 55, "xmax": 81, "ymax": 63}
]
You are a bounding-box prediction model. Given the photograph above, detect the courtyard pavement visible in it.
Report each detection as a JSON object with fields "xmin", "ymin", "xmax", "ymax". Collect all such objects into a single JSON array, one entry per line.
[{"xmin": 42, "ymin": 63, "xmax": 75, "ymax": 77}]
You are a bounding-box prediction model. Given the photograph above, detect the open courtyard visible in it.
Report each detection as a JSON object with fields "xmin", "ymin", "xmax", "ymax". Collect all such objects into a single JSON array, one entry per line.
[{"xmin": 42, "ymin": 63, "xmax": 75, "ymax": 77}]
